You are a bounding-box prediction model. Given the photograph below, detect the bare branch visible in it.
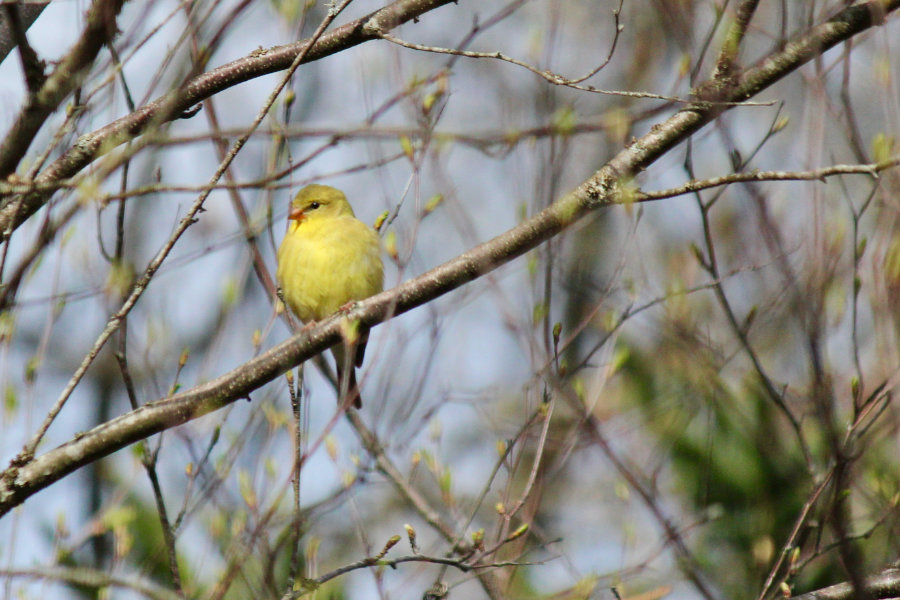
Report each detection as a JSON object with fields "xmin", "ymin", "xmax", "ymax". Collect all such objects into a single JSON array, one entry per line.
[
  {"xmin": 0, "ymin": 0, "xmax": 50, "ymax": 64},
  {"xmin": 712, "ymin": 0, "xmax": 761, "ymax": 80},
  {"xmin": 378, "ymin": 31, "xmax": 774, "ymax": 105},
  {"xmin": 791, "ymin": 566, "xmax": 900, "ymax": 600},
  {"xmin": 0, "ymin": 566, "xmax": 182, "ymax": 600},
  {"xmin": 636, "ymin": 157, "xmax": 900, "ymax": 202}
]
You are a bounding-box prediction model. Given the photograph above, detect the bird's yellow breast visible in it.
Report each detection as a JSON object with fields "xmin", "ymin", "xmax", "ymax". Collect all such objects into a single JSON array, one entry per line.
[{"xmin": 276, "ymin": 214, "xmax": 384, "ymax": 323}]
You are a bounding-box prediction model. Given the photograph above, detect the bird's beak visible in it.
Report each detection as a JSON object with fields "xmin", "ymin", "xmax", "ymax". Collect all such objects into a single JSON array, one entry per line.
[{"xmin": 288, "ymin": 206, "xmax": 305, "ymax": 221}]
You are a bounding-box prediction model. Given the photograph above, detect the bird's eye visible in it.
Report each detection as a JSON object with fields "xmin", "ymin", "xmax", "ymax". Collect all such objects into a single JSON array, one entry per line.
[{"xmin": 310, "ymin": 201, "xmax": 320, "ymax": 210}]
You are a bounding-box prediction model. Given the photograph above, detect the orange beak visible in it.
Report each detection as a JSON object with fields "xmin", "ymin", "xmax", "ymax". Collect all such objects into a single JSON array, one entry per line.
[{"xmin": 288, "ymin": 206, "xmax": 305, "ymax": 221}]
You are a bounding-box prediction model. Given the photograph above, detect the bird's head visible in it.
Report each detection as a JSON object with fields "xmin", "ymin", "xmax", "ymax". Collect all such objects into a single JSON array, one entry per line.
[{"xmin": 288, "ymin": 184, "xmax": 356, "ymax": 223}]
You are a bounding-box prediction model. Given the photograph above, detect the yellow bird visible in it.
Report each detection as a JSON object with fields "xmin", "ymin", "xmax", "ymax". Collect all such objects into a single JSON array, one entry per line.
[{"xmin": 276, "ymin": 184, "xmax": 384, "ymax": 408}]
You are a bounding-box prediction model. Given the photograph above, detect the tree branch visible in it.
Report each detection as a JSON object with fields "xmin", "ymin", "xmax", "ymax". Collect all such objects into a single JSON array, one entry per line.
[
  {"xmin": 0, "ymin": 566, "xmax": 182, "ymax": 600},
  {"xmin": 0, "ymin": 1, "xmax": 50, "ymax": 65},
  {"xmin": 2, "ymin": 2, "xmax": 47, "ymax": 93},
  {"xmin": 792, "ymin": 566, "xmax": 900, "ymax": 600},
  {"xmin": 635, "ymin": 157, "xmax": 900, "ymax": 202}
]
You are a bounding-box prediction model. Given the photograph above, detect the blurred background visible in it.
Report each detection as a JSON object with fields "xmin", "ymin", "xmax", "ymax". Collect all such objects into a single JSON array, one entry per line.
[{"xmin": 1, "ymin": 1, "xmax": 899, "ymax": 598}]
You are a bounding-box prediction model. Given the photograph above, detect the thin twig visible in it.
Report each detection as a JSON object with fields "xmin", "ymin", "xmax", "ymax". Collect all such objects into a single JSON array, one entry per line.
[
  {"xmin": 0, "ymin": 566, "xmax": 183, "ymax": 600},
  {"xmin": 308, "ymin": 552, "xmax": 541, "ymax": 589},
  {"xmin": 504, "ymin": 400, "xmax": 554, "ymax": 522},
  {"xmin": 378, "ymin": 32, "xmax": 773, "ymax": 106},
  {"xmin": 712, "ymin": 0, "xmax": 761, "ymax": 80},
  {"xmin": 636, "ymin": 157, "xmax": 899, "ymax": 202}
]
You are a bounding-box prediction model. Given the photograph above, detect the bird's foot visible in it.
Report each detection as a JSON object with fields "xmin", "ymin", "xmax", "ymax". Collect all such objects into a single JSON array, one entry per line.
[{"xmin": 337, "ymin": 301, "xmax": 358, "ymax": 314}]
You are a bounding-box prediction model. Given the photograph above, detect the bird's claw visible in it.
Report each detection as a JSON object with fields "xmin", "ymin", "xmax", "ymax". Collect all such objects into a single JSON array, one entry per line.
[{"xmin": 337, "ymin": 301, "xmax": 358, "ymax": 314}]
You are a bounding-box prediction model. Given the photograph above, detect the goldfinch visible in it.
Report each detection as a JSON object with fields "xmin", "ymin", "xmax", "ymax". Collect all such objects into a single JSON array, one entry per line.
[{"xmin": 276, "ymin": 184, "xmax": 384, "ymax": 408}]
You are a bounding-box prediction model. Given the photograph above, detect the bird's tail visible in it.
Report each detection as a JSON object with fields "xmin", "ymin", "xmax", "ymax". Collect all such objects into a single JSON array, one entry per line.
[
  {"xmin": 338, "ymin": 364, "xmax": 363, "ymax": 409},
  {"xmin": 333, "ymin": 343, "xmax": 363, "ymax": 409}
]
